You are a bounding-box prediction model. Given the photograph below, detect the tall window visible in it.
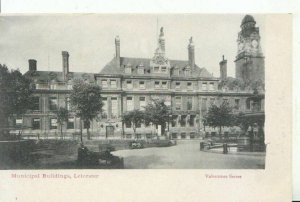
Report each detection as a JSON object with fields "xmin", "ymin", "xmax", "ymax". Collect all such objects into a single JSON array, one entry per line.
[
  {"xmin": 187, "ymin": 82, "xmax": 193, "ymax": 90},
  {"xmin": 235, "ymin": 99, "xmax": 240, "ymax": 110},
  {"xmin": 187, "ymin": 96, "xmax": 193, "ymax": 110},
  {"xmin": 67, "ymin": 118, "xmax": 74, "ymax": 129},
  {"xmin": 209, "ymin": 82, "xmax": 214, "ymax": 91},
  {"xmin": 110, "ymin": 80, "xmax": 117, "ymax": 88},
  {"xmin": 162, "ymin": 81, "xmax": 167, "ymax": 89},
  {"xmin": 154, "ymin": 81, "xmax": 160, "ymax": 89},
  {"xmin": 223, "ymin": 98, "xmax": 228, "ymax": 104},
  {"xmin": 201, "ymin": 98, "xmax": 207, "ymax": 111},
  {"xmin": 111, "ymin": 97, "xmax": 118, "ymax": 118},
  {"xmin": 139, "ymin": 81, "xmax": 145, "ymax": 89},
  {"xmin": 126, "ymin": 80, "xmax": 133, "ymax": 89},
  {"xmin": 49, "ymin": 97, "xmax": 57, "ymax": 111},
  {"xmin": 139, "ymin": 97, "xmax": 146, "ymax": 110},
  {"xmin": 66, "ymin": 97, "xmax": 71, "ymax": 110},
  {"xmin": 50, "ymin": 118, "xmax": 57, "ymax": 129},
  {"xmin": 210, "ymin": 98, "xmax": 215, "ymax": 106},
  {"xmin": 175, "ymin": 96, "xmax": 182, "ymax": 110},
  {"xmin": 202, "ymin": 82, "xmax": 207, "ymax": 91},
  {"xmin": 101, "ymin": 80, "xmax": 108, "ymax": 88},
  {"xmin": 175, "ymin": 82, "xmax": 181, "ymax": 90},
  {"xmin": 102, "ymin": 97, "xmax": 108, "ymax": 118},
  {"xmin": 32, "ymin": 118, "xmax": 40, "ymax": 130},
  {"xmin": 32, "ymin": 97, "xmax": 40, "ymax": 111},
  {"xmin": 127, "ymin": 97, "xmax": 134, "ymax": 111},
  {"xmin": 161, "ymin": 66, "xmax": 167, "ymax": 73},
  {"xmin": 246, "ymin": 99, "xmax": 251, "ymax": 110},
  {"xmin": 154, "ymin": 66, "xmax": 159, "ymax": 73}
]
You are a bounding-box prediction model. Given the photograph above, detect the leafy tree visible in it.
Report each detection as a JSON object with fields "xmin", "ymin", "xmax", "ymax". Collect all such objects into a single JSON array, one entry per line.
[
  {"xmin": 55, "ymin": 107, "xmax": 69, "ymax": 140},
  {"xmin": 121, "ymin": 109, "xmax": 145, "ymax": 139},
  {"xmin": 0, "ymin": 64, "xmax": 33, "ymax": 135},
  {"xmin": 204, "ymin": 101, "xmax": 235, "ymax": 139},
  {"xmin": 144, "ymin": 99, "xmax": 171, "ymax": 136},
  {"xmin": 69, "ymin": 79, "xmax": 103, "ymax": 142}
]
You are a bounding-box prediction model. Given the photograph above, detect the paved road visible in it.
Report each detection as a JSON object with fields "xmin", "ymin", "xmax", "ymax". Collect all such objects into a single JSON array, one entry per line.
[{"xmin": 112, "ymin": 140, "xmax": 265, "ymax": 169}]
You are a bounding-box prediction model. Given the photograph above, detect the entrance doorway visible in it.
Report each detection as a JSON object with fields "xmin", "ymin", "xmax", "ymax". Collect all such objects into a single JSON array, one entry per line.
[{"xmin": 106, "ymin": 126, "xmax": 114, "ymax": 138}]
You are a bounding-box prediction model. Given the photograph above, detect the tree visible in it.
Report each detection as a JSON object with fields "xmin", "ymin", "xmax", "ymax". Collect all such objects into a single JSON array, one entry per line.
[
  {"xmin": 55, "ymin": 107, "xmax": 69, "ymax": 140},
  {"xmin": 204, "ymin": 101, "xmax": 235, "ymax": 139},
  {"xmin": 121, "ymin": 109, "xmax": 145, "ymax": 139},
  {"xmin": 0, "ymin": 64, "xmax": 33, "ymax": 135},
  {"xmin": 69, "ymin": 79, "xmax": 103, "ymax": 142},
  {"xmin": 144, "ymin": 99, "xmax": 171, "ymax": 136}
]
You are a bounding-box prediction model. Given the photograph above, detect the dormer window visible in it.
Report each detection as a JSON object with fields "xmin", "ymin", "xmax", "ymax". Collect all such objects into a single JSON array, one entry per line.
[
  {"xmin": 138, "ymin": 64, "xmax": 144, "ymax": 74},
  {"xmin": 173, "ymin": 68, "xmax": 179, "ymax": 76},
  {"xmin": 125, "ymin": 67, "xmax": 132, "ymax": 74},
  {"xmin": 138, "ymin": 67, "xmax": 144, "ymax": 74},
  {"xmin": 185, "ymin": 69, "xmax": 191, "ymax": 76}
]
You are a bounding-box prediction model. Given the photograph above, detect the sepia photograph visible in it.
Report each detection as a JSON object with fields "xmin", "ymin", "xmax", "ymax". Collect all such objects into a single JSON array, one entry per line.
[{"xmin": 0, "ymin": 14, "xmax": 266, "ymax": 170}]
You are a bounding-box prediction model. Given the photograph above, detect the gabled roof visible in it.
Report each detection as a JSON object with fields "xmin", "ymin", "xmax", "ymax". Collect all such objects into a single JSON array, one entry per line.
[{"xmin": 99, "ymin": 57, "xmax": 214, "ymax": 78}]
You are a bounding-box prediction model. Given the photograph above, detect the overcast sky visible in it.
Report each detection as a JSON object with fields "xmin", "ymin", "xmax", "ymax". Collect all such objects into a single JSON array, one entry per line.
[{"xmin": 0, "ymin": 14, "xmax": 265, "ymax": 77}]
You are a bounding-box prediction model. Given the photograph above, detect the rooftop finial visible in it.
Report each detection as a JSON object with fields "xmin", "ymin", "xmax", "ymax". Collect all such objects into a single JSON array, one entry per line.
[
  {"xmin": 160, "ymin": 27, "xmax": 164, "ymax": 37},
  {"xmin": 222, "ymin": 55, "xmax": 225, "ymax": 60}
]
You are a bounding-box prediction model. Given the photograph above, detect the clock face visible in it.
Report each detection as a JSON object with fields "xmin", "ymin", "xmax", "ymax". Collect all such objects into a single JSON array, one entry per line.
[
  {"xmin": 238, "ymin": 42, "xmax": 244, "ymax": 50},
  {"xmin": 252, "ymin": 40, "xmax": 258, "ymax": 48}
]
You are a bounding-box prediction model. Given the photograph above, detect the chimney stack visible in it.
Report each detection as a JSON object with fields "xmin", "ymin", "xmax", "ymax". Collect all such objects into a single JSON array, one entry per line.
[
  {"xmin": 219, "ymin": 55, "xmax": 227, "ymax": 80},
  {"xmin": 28, "ymin": 59, "xmax": 37, "ymax": 71},
  {"xmin": 62, "ymin": 51, "xmax": 69, "ymax": 82},
  {"xmin": 188, "ymin": 37, "xmax": 195, "ymax": 69},
  {"xmin": 115, "ymin": 36, "xmax": 120, "ymax": 68}
]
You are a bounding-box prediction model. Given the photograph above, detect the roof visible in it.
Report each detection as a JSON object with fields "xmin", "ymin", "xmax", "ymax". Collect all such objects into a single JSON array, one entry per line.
[
  {"xmin": 99, "ymin": 57, "xmax": 214, "ymax": 78},
  {"xmin": 241, "ymin": 15, "xmax": 256, "ymax": 26},
  {"xmin": 24, "ymin": 70, "xmax": 95, "ymax": 83}
]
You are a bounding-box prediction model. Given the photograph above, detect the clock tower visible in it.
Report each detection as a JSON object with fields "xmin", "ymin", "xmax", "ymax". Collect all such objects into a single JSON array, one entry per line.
[{"xmin": 235, "ymin": 15, "xmax": 264, "ymax": 83}]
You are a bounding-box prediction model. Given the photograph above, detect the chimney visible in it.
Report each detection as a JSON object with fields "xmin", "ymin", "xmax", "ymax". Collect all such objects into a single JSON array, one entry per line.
[
  {"xmin": 115, "ymin": 36, "xmax": 120, "ymax": 68},
  {"xmin": 219, "ymin": 55, "xmax": 227, "ymax": 80},
  {"xmin": 188, "ymin": 37, "xmax": 195, "ymax": 69},
  {"xmin": 28, "ymin": 59, "xmax": 37, "ymax": 71},
  {"xmin": 62, "ymin": 51, "xmax": 69, "ymax": 82}
]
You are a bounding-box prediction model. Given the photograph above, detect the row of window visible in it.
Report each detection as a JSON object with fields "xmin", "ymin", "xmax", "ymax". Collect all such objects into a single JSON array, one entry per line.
[
  {"xmin": 171, "ymin": 132, "xmax": 197, "ymax": 139},
  {"xmin": 31, "ymin": 97, "xmax": 70, "ymax": 111},
  {"xmin": 35, "ymin": 83, "xmax": 73, "ymax": 90},
  {"xmin": 15, "ymin": 117, "xmax": 79, "ymax": 130},
  {"xmin": 99, "ymin": 79, "xmax": 215, "ymax": 91},
  {"xmin": 124, "ymin": 66, "xmax": 194, "ymax": 77}
]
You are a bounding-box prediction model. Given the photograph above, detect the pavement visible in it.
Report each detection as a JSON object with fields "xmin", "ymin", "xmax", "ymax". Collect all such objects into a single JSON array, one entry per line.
[{"xmin": 112, "ymin": 140, "xmax": 265, "ymax": 169}]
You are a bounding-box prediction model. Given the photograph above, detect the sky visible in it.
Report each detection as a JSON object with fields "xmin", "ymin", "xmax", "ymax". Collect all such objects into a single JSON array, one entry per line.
[{"xmin": 0, "ymin": 14, "xmax": 265, "ymax": 77}]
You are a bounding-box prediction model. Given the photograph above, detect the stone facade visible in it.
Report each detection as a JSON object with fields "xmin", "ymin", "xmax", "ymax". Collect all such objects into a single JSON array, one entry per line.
[{"xmin": 13, "ymin": 15, "xmax": 265, "ymax": 140}]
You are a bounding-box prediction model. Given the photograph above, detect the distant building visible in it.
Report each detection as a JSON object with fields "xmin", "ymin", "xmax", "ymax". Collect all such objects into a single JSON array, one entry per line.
[{"xmin": 13, "ymin": 15, "xmax": 264, "ymax": 140}]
